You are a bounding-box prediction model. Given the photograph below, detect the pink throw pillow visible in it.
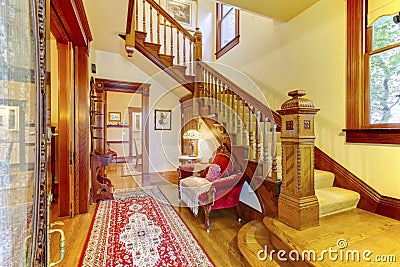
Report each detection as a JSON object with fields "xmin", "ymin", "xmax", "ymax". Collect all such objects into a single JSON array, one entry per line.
[{"xmin": 205, "ymin": 164, "xmax": 221, "ymax": 182}]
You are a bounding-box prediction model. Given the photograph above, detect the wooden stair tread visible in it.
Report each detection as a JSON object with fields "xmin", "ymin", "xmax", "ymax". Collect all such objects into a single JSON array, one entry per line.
[
  {"xmin": 238, "ymin": 220, "xmax": 280, "ymax": 267},
  {"xmin": 143, "ymin": 41, "xmax": 162, "ymax": 55},
  {"xmin": 158, "ymin": 53, "xmax": 174, "ymax": 67}
]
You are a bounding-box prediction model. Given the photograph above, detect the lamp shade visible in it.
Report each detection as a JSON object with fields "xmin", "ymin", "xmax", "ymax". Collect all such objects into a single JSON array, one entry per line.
[{"xmin": 183, "ymin": 129, "xmax": 202, "ymax": 140}]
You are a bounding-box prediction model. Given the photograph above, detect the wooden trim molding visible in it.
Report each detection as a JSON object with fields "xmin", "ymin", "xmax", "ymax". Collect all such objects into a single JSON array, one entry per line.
[
  {"xmin": 95, "ymin": 78, "xmax": 150, "ymax": 175},
  {"xmin": 345, "ymin": 0, "xmax": 400, "ymax": 144},
  {"xmin": 216, "ymin": 4, "xmax": 240, "ymax": 59},
  {"xmin": 346, "ymin": 0, "xmax": 364, "ymax": 130},
  {"xmin": 343, "ymin": 128, "xmax": 400, "ymax": 144},
  {"xmin": 315, "ymin": 147, "xmax": 400, "ymax": 221},
  {"xmin": 216, "ymin": 35, "xmax": 240, "ymax": 59},
  {"xmin": 50, "ymin": 0, "xmax": 92, "ymax": 47},
  {"xmin": 95, "ymin": 78, "xmax": 151, "ymax": 94}
]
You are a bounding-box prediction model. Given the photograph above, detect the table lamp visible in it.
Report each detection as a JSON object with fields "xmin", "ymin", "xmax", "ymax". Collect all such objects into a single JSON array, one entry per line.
[{"xmin": 183, "ymin": 129, "xmax": 202, "ymax": 156}]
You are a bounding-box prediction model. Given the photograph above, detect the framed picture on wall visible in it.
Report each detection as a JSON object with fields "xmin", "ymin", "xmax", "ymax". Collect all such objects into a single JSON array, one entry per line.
[
  {"xmin": 132, "ymin": 112, "xmax": 142, "ymax": 131},
  {"xmin": 109, "ymin": 112, "xmax": 121, "ymax": 122},
  {"xmin": 167, "ymin": 0, "xmax": 196, "ymax": 29},
  {"xmin": 154, "ymin": 109, "xmax": 171, "ymax": 130}
]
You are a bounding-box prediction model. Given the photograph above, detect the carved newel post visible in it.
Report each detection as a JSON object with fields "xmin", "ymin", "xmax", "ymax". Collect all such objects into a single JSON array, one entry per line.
[{"xmin": 277, "ymin": 90, "xmax": 320, "ymax": 230}]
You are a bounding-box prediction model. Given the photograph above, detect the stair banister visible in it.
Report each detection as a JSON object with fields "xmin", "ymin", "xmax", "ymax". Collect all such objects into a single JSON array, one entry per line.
[
  {"xmin": 198, "ymin": 62, "xmax": 277, "ymax": 124},
  {"xmin": 125, "ymin": 0, "xmax": 200, "ymax": 74}
]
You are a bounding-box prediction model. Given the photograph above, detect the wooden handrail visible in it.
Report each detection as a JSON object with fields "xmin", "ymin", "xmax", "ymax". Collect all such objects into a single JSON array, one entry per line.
[
  {"xmin": 146, "ymin": 0, "xmax": 194, "ymax": 42},
  {"xmin": 198, "ymin": 61, "xmax": 279, "ymax": 124}
]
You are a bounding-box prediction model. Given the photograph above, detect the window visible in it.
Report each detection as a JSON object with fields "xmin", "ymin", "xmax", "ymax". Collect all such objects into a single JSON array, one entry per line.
[
  {"xmin": 216, "ymin": 3, "xmax": 239, "ymax": 59},
  {"xmin": 346, "ymin": 0, "xmax": 400, "ymax": 144}
]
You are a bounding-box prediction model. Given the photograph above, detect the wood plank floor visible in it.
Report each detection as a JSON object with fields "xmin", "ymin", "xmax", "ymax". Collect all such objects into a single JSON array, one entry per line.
[
  {"xmin": 50, "ymin": 164, "xmax": 246, "ymax": 266},
  {"xmin": 264, "ymin": 209, "xmax": 400, "ymax": 266}
]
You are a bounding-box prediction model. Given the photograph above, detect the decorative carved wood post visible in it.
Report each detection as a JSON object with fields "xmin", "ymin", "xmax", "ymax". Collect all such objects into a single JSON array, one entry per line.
[{"xmin": 277, "ymin": 90, "xmax": 320, "ymax": 230}]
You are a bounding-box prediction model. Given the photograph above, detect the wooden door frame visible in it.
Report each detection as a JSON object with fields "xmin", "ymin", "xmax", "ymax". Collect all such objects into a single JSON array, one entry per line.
[
  {"xmin": 50, "ymin": 0, "xmax": 92, "ymax": 216},
  {"xmin": 94, "ymin": 78, "xmax": 150, "ymax": 175}
]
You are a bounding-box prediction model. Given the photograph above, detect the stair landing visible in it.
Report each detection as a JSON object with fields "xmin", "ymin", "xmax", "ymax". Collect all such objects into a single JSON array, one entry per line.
[{"xmin": 263, "ymin": 208, "xmax": 400, "ymax": 266}]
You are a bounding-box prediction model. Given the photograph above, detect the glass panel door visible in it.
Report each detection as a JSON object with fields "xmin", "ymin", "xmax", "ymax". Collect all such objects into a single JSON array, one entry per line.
[{"xmin": 0, "ymin": 0, "xmax": 47, "ymax": 265}]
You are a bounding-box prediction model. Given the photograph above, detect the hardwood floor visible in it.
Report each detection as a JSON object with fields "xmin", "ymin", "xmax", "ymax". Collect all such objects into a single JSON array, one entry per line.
[{"xmin": 50, "ymin": 163, "xmax": 246, "ymax": 266}]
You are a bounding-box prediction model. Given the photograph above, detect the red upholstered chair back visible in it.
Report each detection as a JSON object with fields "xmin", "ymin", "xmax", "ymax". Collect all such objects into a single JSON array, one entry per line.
[{"xmin": 211, "ymin": 153, "xmax": 233, "ymax": 177}]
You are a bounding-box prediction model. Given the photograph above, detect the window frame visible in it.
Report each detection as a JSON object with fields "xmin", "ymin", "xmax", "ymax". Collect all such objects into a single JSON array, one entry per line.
[
  {"xmin": 216, "ymin": 3, "xmax": 240, "ymax": 59},
  {"xmin": 345, "ymin": 0, "xmax": 400, "ymax": 144}
]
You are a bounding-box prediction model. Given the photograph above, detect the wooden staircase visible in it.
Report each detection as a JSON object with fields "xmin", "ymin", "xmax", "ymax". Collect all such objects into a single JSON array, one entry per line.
[{"xmin": 119, "ymin": 1, "xmax": 374, "ymax": 266}]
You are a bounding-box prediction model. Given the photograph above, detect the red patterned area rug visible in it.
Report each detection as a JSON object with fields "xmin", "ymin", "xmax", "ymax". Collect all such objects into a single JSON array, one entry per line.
[{"xmin": 79, "ymin": 186, "xmax": 214, "ymax": 267}]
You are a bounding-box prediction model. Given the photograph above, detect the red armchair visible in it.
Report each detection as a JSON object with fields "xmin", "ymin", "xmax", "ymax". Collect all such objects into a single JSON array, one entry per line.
[{"xmin": 178, "ymin": 153, "xmax": 245, "ymax": 231}]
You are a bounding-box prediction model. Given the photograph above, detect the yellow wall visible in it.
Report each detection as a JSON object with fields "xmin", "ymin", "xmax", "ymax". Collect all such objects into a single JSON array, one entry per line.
[{"xmin": 217, "ymin": 0, "xmax": 400, "ymax": 198}]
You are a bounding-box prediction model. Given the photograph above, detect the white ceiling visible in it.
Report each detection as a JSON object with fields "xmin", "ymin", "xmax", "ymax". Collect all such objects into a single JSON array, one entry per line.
[
  {"xmin": 83, "ymin": 0, "xmax": 320, "ymax": 54},
  {"xmin": 216, "ymin": 0, "xmax": 320, "ymax": 22}
]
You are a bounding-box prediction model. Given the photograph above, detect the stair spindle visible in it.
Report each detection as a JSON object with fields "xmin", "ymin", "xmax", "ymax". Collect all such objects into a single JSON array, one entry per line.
[
  {"xmin": 248, "ymin": 105, "xmax": 254, "ymax": 160},
  {"xmin": 256, "ymin": 110, "xmax": 261, "ymax": 161},
  {"xmin": 150, "ymin": 5, "xmax": 153, "ymax": 42},
  {"xmin": 135, "ymin": 0, "xmax": 138, "ymax": 30},
  {"xmin": 263, "ymin": 116, "xmax": 269, "ymax": 177},
  {"xmin": 177, "ymin": 31, "xmax": 180, "ymax": 64},
  {"xmin": 157, "ymin": 11, "xmax": 160, "ymax": 45},
  {"xmin": 242, "ymin": 101, "xmax": 248, "ymax": 147},
  {"xmin": 163, "ymin": 18, "xmax": 166, "ymax": 54},
  {"xmin": 271, "ymin": 123, "xmax": 278, "ymax": 181},
  {"xmin": 226, "ymin": 90, "xmax": 232, "ymax": 132},
  {"xmin": 236, "ymin": 97, "xmax": 243, "ymax": 145},
  {"xmin": 142, "ymin": 0, "xmax": 146, "ymax": 32},
  {"xmin": 202, "ymin": 70, "xmax": 209, "ymax": 108},
  {"xmin": 189, "ymin": 42, "xmax": 193, "ymax": 75},
  {"xmin": 183, "ymin": 37, "xmax": 186, "ymax": 67},
  {"xmin": 231, "ymin": 94, "xmax": 237, "ymax": 143},
  {"xmin": 216, "ymin": 80, "xmax": 220, "ymax": 115},
  {"xmin": 170, "ymin": 25, "xmax": 173, "ymax": 56},
  {"xmin": 212, "ymin": 76, "xmax": 217, "ymax": 113}
]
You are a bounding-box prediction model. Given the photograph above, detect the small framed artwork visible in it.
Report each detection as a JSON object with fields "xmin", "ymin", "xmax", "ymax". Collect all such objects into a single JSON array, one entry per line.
[
  {"xmin": 132, "ymin": 112, "xmax": 142, "ymax": 131},
  {"xmin": 154, "ymin": 109, "xmax": 171, "ymax": 130},
  {"xmin": 109, "ymin": 112, "xmax": 121, "ymax": 122},
  {"xmin": 0, "ymin": 105, "xmax": 19, "ymax": 131},
  {"xmin": 167, "ymin": 0, "xmax": 196, "ymax": 29}
]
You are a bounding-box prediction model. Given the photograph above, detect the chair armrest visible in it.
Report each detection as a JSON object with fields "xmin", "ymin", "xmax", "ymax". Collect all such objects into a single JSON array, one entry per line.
[{"xmin": 178, "ymin": 163, "xmax": 210, "ymax": 179}]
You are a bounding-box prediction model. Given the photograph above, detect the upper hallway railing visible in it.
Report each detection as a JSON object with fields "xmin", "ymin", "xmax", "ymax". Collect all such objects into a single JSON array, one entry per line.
[{"xmin": 125, "ymin": 0, "xmax": 202, "ymax": 75}]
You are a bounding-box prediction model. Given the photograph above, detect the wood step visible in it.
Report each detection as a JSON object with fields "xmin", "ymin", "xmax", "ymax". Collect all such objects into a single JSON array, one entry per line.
[
  {"xmin": 170, "ymin": 65, "xmax": 187, "ymax": 77},
  {"xmin": 185, "ymin": 74, "xmax": 195, "ymax": 83},
  {"xmin": 237, "ymin": 220, "xmax": 281, "ymax": 267},
  {"xmin": 143, "ymin": 42, "xmax": 161, "ymax": 57},
  {"xmin": 135, "ymin": 30, "xmax": 147, "ymax": 45},
  {"xmin": 158, "ymin": 53, "xmax": 174, "ymax": 67}
]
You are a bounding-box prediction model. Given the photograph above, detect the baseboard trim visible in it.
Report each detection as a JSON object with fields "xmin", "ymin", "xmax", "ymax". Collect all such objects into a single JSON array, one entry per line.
[{"xmin": 314, "ymin": 147, "xmax": 400, "ymax": 221}]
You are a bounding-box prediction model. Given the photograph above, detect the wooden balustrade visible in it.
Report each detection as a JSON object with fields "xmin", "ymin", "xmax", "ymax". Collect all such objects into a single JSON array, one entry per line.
[
  {"xmin": 125, "ymin": 0, "xmax": 281, "ymax": 181},
  {"xmin": 197, "ymin": 62, "xmax": 280, "ymax": 181},
  {"xmin": 125, "ymin": 0, "xmax": 197, "ymax": 75}
]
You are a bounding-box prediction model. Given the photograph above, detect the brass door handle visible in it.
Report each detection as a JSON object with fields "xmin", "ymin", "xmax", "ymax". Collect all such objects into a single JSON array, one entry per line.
[
  {"xmin": 49, "ymin": 228, "xmax": 65, "ymax": 266},
  {"xmin": 23, "ymin": 235, "xmax": 32, "ymax": 267}
]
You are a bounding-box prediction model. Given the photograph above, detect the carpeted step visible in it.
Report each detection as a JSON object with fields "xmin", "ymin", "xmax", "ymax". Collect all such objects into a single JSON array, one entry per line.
[
  {"xmin": 237, "ymin": 220, "xmax": 281, "ymax": 267},
  {"xmin": 316, "ymin": 187, "xmax": 360, "ymax": 217},
  {"xmin": 314, "ymin": 169, "xmax": 335, "ymax": 189}
]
